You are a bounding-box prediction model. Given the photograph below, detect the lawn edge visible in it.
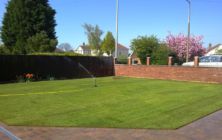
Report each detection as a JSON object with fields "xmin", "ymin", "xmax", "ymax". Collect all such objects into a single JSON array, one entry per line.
[{"xmin": 1, "ymin": 108, "xmax": 222, "ymax": 130}]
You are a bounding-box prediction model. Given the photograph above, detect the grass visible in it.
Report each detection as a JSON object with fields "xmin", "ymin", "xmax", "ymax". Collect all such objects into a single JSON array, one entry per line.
[{"xmin": 0, "ymin": 77, "xmax": 222, "ymax": 129}]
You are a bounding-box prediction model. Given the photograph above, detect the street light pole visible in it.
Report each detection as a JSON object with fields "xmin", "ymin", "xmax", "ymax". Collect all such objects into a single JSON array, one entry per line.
[
  {"xmin": 186, "ymin": 0, "xmax": 191, "ymax": 62},
  {"xmin": 115, "ymin": 0, "xmax": 119, "ymax": 60}
]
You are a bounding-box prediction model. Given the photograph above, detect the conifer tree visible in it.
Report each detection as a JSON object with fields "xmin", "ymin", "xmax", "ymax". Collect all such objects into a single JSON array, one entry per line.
[
  {"xmin": 101, "ymin": 32, "xmax": 115, "ymax": 56},
  {"xmin": 1, "ymin": 0, "xmax": 57, "ymax": 54}
]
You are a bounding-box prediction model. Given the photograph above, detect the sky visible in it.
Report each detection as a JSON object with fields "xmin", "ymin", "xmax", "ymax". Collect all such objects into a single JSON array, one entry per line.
[{"xmin": 0, "ymin": 0, "xmax": 222, "ymax": 49}]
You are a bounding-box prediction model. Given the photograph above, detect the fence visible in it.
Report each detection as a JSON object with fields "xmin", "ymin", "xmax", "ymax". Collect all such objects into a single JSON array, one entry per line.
[{"xmin": 0, "ymin": 55, "xmax": 114, "ymax": 83}]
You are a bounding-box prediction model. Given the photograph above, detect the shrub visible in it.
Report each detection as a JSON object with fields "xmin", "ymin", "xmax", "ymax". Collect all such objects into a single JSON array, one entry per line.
[
  {"xmin": 216, "ymin": 49, "xmax": 222, "ymax": 55},
  {"xmin": 152, "ymin": 44, "xmax": 172, "ymax": 65},
  {"xmin": 131, "ymin": 35, "xmax": 159, "ymax": 65},
  {"xmin": 117, "ymin": 55, "xmax": 128, "ymax": 64}
]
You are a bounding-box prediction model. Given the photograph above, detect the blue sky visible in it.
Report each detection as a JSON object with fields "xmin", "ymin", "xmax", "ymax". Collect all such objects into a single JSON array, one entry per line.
[{"xmin": 0, "ymin": 0, "xmax": 221, "ymax": 49}]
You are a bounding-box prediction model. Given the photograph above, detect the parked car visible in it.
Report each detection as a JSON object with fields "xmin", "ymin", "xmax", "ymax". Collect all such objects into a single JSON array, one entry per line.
[{"xmin": 182, "ymin": 55, "xmax": 222, "ymax": 67}]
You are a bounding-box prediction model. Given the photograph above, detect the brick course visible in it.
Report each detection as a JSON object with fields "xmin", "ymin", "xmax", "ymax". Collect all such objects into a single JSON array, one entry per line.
[{"xmin": 115, "ymin": 64, "xmax": 222, "ymax": 83}]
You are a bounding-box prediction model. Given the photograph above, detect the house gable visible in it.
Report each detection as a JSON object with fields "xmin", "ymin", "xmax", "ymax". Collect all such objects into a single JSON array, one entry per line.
[{"xmin": 206, "ymin": 44, "xmax": 222, "ymax": 56}]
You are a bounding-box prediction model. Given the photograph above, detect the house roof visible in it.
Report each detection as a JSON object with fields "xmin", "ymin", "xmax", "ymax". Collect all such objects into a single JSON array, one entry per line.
[
  {"xmin": 207, "ymin": 44, "xmax": 221, "ymax": 53},
  {"xmin": 117, "ymin": 44, "xmax": 129, "ymax": 50},
  {"xmin": 80, "ymin": 45, "xmax": 91, "ymax": 51},
  {"xmin": 54, "ymin": 48, "xmax": 64, "ymax": 53},
  {"xmin": 129, "ymin": 51, "xmax": 138, "ymax": 58},
  {"xmin": 76, "ymin": 44, "xmax": 91, "ymax": 51}
]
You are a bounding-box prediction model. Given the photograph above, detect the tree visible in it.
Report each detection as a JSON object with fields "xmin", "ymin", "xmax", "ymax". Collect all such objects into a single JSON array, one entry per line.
[
  {"xmin": 166, "ymin": 33, "xmax": 206, "ymax": 63},
  {"xmin": 0, "ymin": 26, "xmax": 2, "ymax": 45},
  {"xmin": 101, "ymin": 32, "xmax": 115, "ymax": 56},
  {"xmin": 0, "ymin": 26, "xmax": 11, "ymax": 54},
  {"xmin": 0, "ymin": 28, "xmax": 1, "ymax": 43},
  {"xmin": 26, "ymin": 31, "xmax": 57, "ymax": 53},
  {"xmin": 152, "ymin": 43, "xmax": 173, "ymax": 65},
  {"xmin": 131, "ymin": 35, "xmax": 159, "ymax": 64},
  {"xmin": 216, "ymin": 49, "xmax": 222, "ymax": 54},
  {"xmin": 0, "ymin": 44, "xmax": 10, "ymax": 54},
  {"xmin": 83, "ymin": 23, "xmax": 103, "ymax": 56},
  {"xmin": 57, "ymin": 43, "xmax": 73, "ymax": 52},
  {"xmin": 1, "ymin": 0, "xmax": 57, "ymax": 54}
]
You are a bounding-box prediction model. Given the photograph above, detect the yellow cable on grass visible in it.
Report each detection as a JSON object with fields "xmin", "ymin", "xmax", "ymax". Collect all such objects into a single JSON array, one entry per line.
[{"xmin": 0, "ymin": 89, "xmax": 82, "ymax": 97}]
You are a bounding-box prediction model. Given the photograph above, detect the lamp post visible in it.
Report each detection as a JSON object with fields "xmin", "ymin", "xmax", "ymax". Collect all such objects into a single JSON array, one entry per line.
[
  {"xmin": 115, "ymin": 0, "xmax": 119, "ymax": 60},
  {"xmin": 186, "ymin": 0, "xmax": 191, "ymax": 62}
]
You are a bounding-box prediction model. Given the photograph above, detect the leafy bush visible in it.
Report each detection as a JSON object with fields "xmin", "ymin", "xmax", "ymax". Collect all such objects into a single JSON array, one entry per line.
[
  {"xmin": 117, "ymin": 55, "xmax": 128, "ymax": 64},
  {"xmin": 152, "ymin": 44, "xmax": 172, "ymax": 65},
  {"xmin": 131, "ymin": 35, "xmax": 159, "ymax": 65},
  {"xmin": 16, "ymin": 75, "xmax": 25, "ymax": 83},
  {"xmin": 216, "ymin": 49, "xmax": 222, "ymax": 55}
]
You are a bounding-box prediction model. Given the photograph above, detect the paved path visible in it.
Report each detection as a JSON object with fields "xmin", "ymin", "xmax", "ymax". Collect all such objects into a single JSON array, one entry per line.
[{"xmin": 1, "ymin": 110, "xmax": 222, "ymax": 140}]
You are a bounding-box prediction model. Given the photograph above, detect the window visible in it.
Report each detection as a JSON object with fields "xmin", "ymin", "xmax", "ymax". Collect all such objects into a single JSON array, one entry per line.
[{"xmin": 200, "ymin": 56, "xmax": 210, "ymax": 62}]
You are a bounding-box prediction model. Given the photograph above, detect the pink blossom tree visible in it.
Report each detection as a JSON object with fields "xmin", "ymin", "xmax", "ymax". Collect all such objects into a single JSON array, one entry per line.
[{"xmin": 166, "ymin": 33, "xmax": 206, "ymax": 62}]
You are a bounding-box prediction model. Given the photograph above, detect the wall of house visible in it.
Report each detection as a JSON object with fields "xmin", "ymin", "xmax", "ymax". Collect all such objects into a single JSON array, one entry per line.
[
  {"xmin": 75, "ymin": 47, "xmax": 84, "ymax": 55},
  {"xmin": 115, "ymin": 64, "xmax": 222, "ymax": 83},
  {"xmin": 118, "ymin": 48, "xmax": 129, "ymax": 57},
  {"xmin": 112, "ymin": 48, "xmax": 129, "ymax": 58}
]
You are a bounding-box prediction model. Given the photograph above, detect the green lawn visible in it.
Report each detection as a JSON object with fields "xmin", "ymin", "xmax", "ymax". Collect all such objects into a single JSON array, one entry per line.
[{"xmin": 0, "ymin": 77, "xmax": 222, "ymax": 129}]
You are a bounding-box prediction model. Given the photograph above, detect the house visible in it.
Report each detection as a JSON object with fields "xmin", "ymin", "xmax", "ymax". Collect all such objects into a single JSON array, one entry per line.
[
  {"xmin": 113, "ymin": 44, "xmax": 129, "ymax": 58},
  {"xmin": 75, "ymin": 43, "xmax": 92, "ymax": 55},
  {"xmin": 205, "ymin": 44, "xmax": 222, "ymax": 56},
  {"xmin": 54, "ymin": 48, "xmax": 64, "ymax": 53},
  {"xmin": 129, "ymin": 51, "xmax": 141, "ymax": 65},
  {"xmin": 75, "ymin": 43, "xmax": 129, "ymax": 57}
]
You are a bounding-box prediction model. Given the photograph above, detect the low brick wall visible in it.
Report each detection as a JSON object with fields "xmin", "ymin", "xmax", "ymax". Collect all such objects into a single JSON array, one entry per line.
[{"xmin": 115, "ymin": 64, "xmax": 222, "ymax": 83}]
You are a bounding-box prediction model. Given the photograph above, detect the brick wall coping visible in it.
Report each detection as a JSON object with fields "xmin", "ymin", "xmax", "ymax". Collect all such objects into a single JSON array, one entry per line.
[{"xmin": 115, "ymin": 64, "xmax": 222, "ymax": 70}]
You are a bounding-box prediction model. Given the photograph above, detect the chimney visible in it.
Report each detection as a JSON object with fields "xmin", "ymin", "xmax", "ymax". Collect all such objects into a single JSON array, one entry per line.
[
  {"xmin": 208, "ymin": 43, "xmax": 212, "ymax": 49},
  {"xmin": 83, "ymin": 42, "xmax": 85, "ymax": 46}
]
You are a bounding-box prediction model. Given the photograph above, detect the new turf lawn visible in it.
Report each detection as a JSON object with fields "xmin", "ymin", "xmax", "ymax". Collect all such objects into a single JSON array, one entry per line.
[{"xmin": 0, "ymin": 77, "xmax": 222, "ymax": 129}]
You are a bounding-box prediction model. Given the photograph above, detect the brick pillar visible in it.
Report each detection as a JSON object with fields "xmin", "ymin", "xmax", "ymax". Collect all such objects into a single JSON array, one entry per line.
[
  {"xmin": 114, "ymin": 57, "xmax": 117, "ymax": 65},
  {"xmin": 128, "ymin": 57, "xmax": 132, "ymax": 65},
  {"xmin": 194, "ymin": 56, "xmax": 199, "ymax": 67},
  {"xmin": 147, "ymin": 57, "xmax": 151, "ymax": 66},
  {"xmin": 138, "ymin": 59, "xmax": 142, "ymax": 65},
  {"xmin": 168, "ymin": 56, "xmax": 173, "ymax": 66}
]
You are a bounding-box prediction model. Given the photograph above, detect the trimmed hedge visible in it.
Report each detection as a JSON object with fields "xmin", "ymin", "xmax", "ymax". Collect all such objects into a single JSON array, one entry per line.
[
  {"xmin": 0, "ymin": 55, "xmax": 114, "ymax": 83},
  {"xmin": 30, "ymin": 52, "xmax": 83, "ymax": 56}
]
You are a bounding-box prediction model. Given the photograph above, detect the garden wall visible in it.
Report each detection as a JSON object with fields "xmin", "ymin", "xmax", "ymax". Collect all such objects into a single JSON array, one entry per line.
[
  {"xmin": 0, "ymin": 55, "xmax": 114, "ymax": 82},
  {"xmin": 115, "ymin": 64, "xmax": 222, "ymax": 83}
]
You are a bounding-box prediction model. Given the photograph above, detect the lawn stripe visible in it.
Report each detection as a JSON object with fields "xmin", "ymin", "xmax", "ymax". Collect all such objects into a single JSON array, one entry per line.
[{"xmin": 0, "ymin": 89, "xmax": 83, "ymax": 97}]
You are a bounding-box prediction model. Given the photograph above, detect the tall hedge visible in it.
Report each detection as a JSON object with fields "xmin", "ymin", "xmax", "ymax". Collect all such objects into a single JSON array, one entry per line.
[{"xmin": 1, "ymin": 0, "xmax": 57, "ymax": 54}]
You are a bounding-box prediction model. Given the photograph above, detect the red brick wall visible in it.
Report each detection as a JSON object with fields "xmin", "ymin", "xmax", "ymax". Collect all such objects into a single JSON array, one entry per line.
[{"xmin": 115, "ymin": 64, "xmax": 222, "ymax": 83}]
